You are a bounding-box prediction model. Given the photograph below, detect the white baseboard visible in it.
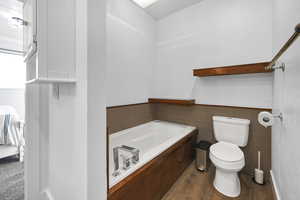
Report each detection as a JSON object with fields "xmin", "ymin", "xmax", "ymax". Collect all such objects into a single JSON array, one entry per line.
[
  {"xmin": 41, "ymin": 189, "xmax": 54, "ymax": 200},
  {"xmin": 270, "ymin": 170, "xmax": 281, "ymax": 200}
]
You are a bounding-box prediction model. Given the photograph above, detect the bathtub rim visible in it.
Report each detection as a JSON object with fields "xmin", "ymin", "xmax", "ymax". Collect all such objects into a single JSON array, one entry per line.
[
  {"xmin": 108, "ymin": 120, "xmax": 196, "ymax": 188},
  {"xmin": 109, "ymin": 120, "xmax": 195, "ymax": 140}
]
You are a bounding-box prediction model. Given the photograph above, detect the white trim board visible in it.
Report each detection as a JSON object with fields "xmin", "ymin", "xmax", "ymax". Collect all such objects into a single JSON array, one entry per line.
[
  {"xmin": 41, "ymin": 189, "xmax": 54, "ymax": 200},
  {"xmin": 270, "ymin": 170, "xmax": 281, "ymax": 200}
]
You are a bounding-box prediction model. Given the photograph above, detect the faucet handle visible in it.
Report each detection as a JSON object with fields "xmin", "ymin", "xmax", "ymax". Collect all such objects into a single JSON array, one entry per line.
[
  {"xmin": 121, "ymin": 145, "xmax": 140, "ymax": 164},
  {"xmin": 121, "ymin": 154, "xmax": 131, "ymax": 170},
  {"xmin": 112, "ymin": 170, "xmax": 120, "ymax": 177},
  {"xmin": 131, "ymin": 150, "xmax": 140, "ymax": 164}
]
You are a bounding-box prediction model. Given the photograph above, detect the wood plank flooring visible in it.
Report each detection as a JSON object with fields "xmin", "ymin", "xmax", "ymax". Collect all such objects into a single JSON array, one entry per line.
[{"xmin": 162, "ymin": 162, "xmax": 274, "ymax": 200}]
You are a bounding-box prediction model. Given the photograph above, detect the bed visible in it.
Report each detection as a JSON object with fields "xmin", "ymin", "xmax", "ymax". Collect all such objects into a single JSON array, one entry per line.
[{"xmin": 0, "ymin": 106, "xmax": 24, "ymax": 162}]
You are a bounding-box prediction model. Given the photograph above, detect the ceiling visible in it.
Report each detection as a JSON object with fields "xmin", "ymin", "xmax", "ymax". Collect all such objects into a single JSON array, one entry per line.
[{"xmin": 144, "ymin": 0, "xmax": 203, "ymax": 20}]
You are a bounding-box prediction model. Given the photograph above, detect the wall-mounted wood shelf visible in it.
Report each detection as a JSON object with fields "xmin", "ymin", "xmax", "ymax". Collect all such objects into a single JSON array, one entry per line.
[
  {"xmin": 193, "ymin": 62, "xmax": 272, "ymax": 77},
  {"xmin": 148, "ymin": 98, "xmax": 195, "ymax": 105}
]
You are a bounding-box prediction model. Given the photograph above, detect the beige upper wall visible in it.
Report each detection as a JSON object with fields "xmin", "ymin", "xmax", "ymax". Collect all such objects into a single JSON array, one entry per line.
[
  {"xmin": 107, "ymin": 0, "xmax": 274, "ymax": 108},
  {"xmin": 106, "ymin": 0, "xmax": 156, "ymax": 107},
  {"xmin": 152, "ymin": 0, "xmax": 273, "ymax": 109}
]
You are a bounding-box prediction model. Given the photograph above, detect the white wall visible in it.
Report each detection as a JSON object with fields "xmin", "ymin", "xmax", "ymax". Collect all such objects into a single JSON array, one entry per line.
[
  {"xmin": 47, "ymin": 0, "xmax": 107, "ymax": 199},
  {"xmin": 87, "ymin": 0, "xmax": 107, "ymax": 198},
  {"xmin": 152, "ymin": 0, "xmax": 273, "ymax": 108},
  {"xmin": 106, "ymin": 0, "xmax": 156, "ymax": 106},
  {"xmin": 272, "ymin": 0, "xmax": 300, "ymax": 199},
  {"xmin": 25, "ymin": 0, "xmax": 107, "ymax": 199},
  {"xmin": 0, "ymin": 89, "xmax": 24, "ymax": 119}
]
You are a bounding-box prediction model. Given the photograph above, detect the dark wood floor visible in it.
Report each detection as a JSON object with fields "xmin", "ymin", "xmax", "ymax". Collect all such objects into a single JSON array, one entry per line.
[{"xmin": 162, "ymin": 162, "xmax": 274, "ymax": 200}]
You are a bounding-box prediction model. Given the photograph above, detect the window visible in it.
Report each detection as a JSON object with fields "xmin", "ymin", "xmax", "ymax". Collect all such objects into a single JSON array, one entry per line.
[
  {"xmin": 131, "ymin": 0, "xmax": 160, "ymax": 8},
  {"xmin": 0, "ymin": 52, "xmax": 25, "ymax": 88}
]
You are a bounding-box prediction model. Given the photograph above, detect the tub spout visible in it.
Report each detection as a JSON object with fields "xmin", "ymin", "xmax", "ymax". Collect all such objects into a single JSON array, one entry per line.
[
  {"xmin": 112, "ymin": 145, "xmax": 140, "ymax": 176},
  {"xmin": 121, "ymin": 145, "xmax": 140, "ymax": 164}
]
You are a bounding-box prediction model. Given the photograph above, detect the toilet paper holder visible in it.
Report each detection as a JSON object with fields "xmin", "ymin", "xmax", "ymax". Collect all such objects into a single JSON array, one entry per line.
[
  {"xmin": 273, "ymin": 113, "xmax": 283, "ymax": 121},
  {"xmin": 259, "ymin": 111, "xmax": 284, "ymax": 128},
  {"xmin": 262, "ymin": 112, "xmax": 283, "ymax": 122}
]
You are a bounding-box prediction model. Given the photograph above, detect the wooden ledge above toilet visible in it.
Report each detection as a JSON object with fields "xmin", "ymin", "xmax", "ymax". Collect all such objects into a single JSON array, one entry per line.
[
  {"xmin": 193, "ymin": 62, "xmax": 272, "ymax": 77},
  {"xmin": 148, "ymin": 98, "xmax": 195, "ymax": 105}
]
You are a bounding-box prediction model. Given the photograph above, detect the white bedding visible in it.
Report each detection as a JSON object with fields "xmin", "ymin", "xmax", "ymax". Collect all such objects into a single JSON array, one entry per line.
[
  {"xmin": 0, "ymin": 145, "xmax": 19, "ymax": 159},
  {"xmin": 0, "ymin": 106, "xmax": 24, "ymax": 146},
  {"xmin": 0, "ymin": 106, "xmax": 24, "ymax": 160}
]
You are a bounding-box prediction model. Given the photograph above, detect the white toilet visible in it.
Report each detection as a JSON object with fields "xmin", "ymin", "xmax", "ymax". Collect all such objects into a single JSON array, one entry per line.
[{"xmin": 209, "ymin": 116, "xmax": 250, "ymax": 197}]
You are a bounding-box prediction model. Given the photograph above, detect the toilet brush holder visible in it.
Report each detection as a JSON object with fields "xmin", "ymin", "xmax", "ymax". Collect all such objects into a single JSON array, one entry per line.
[
  {"xmin": 254, "ymin": 168, "xmax": 264, "ymax": 185},
  {"xmin": 253, "ymin": 151, "xmax": 265, "ymax": 185}
]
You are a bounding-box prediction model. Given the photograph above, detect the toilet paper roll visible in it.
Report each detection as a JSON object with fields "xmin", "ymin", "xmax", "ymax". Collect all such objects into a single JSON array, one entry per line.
[{"xmin": 258, "ymin": 111, "xmax": 274, "ymax": 128}]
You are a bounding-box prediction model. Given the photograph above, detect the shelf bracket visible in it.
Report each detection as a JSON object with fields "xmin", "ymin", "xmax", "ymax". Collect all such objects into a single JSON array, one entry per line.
[{"xmin": 267, "ymin": 62, "xmax": 285, "ymax": 72}]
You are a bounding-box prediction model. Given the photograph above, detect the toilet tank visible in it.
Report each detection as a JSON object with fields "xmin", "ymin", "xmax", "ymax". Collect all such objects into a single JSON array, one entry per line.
[{"xmin": 213, "ymin": 116, "xmax": 250, "ymax": 147}]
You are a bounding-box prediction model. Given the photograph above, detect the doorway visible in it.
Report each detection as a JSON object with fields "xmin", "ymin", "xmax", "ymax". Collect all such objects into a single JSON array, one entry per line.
[{"xmin": 0, "ymin": 0, "xmax": 25, "ymax": 200}]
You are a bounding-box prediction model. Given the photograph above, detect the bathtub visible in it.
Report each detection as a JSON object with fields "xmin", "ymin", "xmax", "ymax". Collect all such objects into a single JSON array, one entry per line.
[{"xmin": 109, "ymin": 120, "xmax": 196, "ymax": 188}]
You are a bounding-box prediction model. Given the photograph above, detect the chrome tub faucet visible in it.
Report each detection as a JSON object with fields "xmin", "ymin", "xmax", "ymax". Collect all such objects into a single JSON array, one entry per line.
[{"xmin": 112, "ymin": 145, "xmax": 140, "ymax": 177}]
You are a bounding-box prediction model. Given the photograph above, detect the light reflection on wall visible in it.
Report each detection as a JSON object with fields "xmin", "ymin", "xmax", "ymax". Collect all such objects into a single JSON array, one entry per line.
[{"xmin": 0, "ymin": 52, "xmax": 25, "ymax": 88}]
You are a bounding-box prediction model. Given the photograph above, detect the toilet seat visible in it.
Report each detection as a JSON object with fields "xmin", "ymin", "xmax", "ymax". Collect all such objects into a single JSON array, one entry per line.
[
  {"xmin": 210, "ymin": 142, "xmax": 245, "ymax": 170},
  {"xmin": 210, "ymin": 142, "xmax": 243, "ymax": 162}
]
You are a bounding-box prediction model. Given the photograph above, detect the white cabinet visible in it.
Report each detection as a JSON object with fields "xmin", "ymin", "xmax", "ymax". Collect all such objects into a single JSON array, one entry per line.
[{"xmin": 23, "ymin": 0, "xmax": 76, "ymax": 84}]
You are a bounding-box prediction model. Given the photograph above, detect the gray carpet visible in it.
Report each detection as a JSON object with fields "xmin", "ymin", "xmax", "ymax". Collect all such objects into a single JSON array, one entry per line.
[{"xmin": 0, "ymin": 157, "xmax": 24, "ymax": 200}]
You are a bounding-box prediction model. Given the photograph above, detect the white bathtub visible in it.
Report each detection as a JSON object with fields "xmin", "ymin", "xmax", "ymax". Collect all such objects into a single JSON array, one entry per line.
[{"xmin": 109, "ymin": 120, "xmax": 196, "ymax": 188}]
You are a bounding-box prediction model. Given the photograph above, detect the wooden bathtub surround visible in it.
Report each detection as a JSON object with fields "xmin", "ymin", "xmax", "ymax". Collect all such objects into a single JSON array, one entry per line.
[
  {"xmin": 107, "ymin": 102, "xmax": 271, "ymax": 135},
  {"xmin": 195, "ymin": 103, "xmax": 272, "ymax": 111},
  {"xmin": 107, "ymin": 102, "xmax": 149, "ymax": 109},
  {"xmin": 148, "ymin": 98, "xmax": 195, "ymax": 105},
  {"xmin": 153, "ymin": 103, "xmax": 272, "ymax": 181},
  {"xmin": 107, "ymin": 103, "xmax": 272, "ymax": 181},
  {"xmin": 107, "ymin": 103, "xmax": 155, "ymax": 134},
  {"xmin": 193, "ymin": 62, "xmax": 272, "ymax": 77},
  {"xmin": 108, "ymin": 129, "xmax": 198, "ymax": 200}
]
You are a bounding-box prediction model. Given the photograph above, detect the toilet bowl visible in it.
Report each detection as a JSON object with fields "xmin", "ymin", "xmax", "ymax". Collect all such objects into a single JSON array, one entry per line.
[
  {"xmin": 210, "ymin": 116, "xmax": 250, "ymax": 197},
  {"xmin": 210, "ymin": 141, "xmax": 245, "ymax": 197}
]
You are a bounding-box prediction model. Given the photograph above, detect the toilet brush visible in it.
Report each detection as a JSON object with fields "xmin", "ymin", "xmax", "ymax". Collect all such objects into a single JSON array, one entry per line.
[{"xmin": 254, "ymin": 151, "xmax": 264, "ymax": 184}]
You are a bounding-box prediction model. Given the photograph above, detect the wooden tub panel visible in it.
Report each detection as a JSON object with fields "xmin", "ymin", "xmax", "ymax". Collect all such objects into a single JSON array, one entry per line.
[{"xmin": 108, "ymin": 129, "xmax": 197, "ymax": 200}]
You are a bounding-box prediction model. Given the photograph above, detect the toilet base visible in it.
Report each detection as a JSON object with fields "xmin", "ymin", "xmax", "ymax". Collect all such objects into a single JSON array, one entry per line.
[{"xmin": 213, "ymin": 168, "xmax": 241, "ymax": 197}]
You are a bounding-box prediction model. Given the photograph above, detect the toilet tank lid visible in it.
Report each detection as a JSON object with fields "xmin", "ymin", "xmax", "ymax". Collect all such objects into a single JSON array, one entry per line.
[{"xmin": 213, "ymin": 116, "xmax": 250, "ymax": 125}]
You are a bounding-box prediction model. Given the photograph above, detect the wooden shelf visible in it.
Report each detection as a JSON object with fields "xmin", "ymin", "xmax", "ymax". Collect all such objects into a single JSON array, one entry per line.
[
  {"xmin": 148, "ymin": 98, "xmax": 195, "ymax": 105},
  {"xmin": 193, "ymin": 62, "xmax": 272, "ymax": 77}
]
